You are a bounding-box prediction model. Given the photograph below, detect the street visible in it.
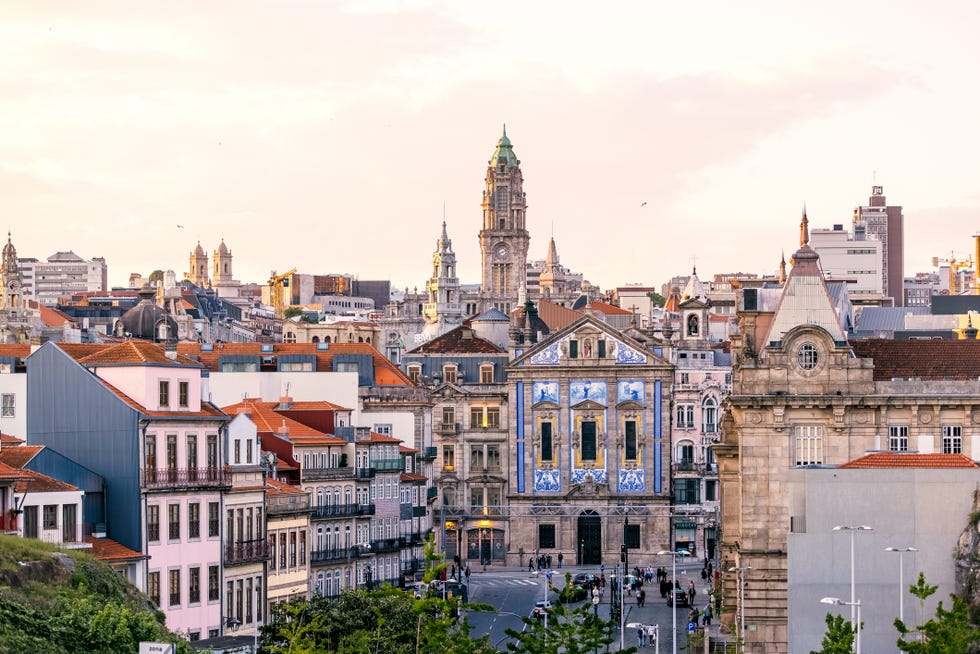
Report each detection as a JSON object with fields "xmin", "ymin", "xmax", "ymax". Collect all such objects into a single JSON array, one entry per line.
[{"xmin": 460, "ymin": 563, "xmax": 728, "ymax": 652}]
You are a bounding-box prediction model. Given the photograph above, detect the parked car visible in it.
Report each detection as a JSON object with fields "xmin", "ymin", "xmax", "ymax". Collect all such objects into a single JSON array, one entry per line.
[
  {"xmin": 666, "ymin": 589, "xmax": 690, "ymax": 608},
  {"xmin": 531, "ymin": 600, "xmax": 554, "ymax": 620},
  {"xmin": 571, "ymin": 573, "xmax": 596, "ymax": 588}
]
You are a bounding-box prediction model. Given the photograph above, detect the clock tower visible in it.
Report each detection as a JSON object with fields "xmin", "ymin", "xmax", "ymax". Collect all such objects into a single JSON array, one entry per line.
[
  {"xmin": 479, "ymin": 126, "xmax": 530, "ymax": 313},
  {"xmin": 1, "ymin": 232, "xmax": 22, "ymax": 312}
]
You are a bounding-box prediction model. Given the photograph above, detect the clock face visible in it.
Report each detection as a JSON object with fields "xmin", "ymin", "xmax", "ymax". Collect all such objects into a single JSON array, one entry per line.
[{"xmin": 496, "ymin": 246, "xmax": 509, "ymax": 259}]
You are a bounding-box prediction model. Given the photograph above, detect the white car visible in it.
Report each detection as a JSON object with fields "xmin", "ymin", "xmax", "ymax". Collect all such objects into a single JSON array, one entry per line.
[{"xmin": 531, "ymin": 600, "xmax": 554, "ymax": 620}]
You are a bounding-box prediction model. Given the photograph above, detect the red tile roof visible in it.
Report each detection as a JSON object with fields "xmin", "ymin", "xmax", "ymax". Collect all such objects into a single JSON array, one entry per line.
[
  {"xmin": 400, "ymin": 472, "xmax": 427, "ymax": 483},
  {"xmin": 0, "ymin": 445, "xmax": 41, "ymax": 469},
  {"xmin": 364, "ymin": 431, "xmax": 400, "ymax": 444},
  {"xmin": 0, "ymin": 461, "xmax": 26, "ymax": 480},
  {"xmin": 399, "ymin": 445, "xmax": 418, "ymax": 454},
  {"xmin": 840, "ymin": 452, "xmax": 979, "ymax": 469},
  {"xmin": 178, "ymin": 342, "xmax": 413, "ymax": 386},
  {"xmin": 0, "ymin": 344, "xmax": 30, "ymax": 360},
  {"xmin": 586, "ymin": 301, "xmax": 632, "ymax": 316},
  {"xmin": 280, "ymin": 400, "xmax": 352, "ymax": 412},
  {"xmin": 77, "ymin": 341, "xmax": 200, "ymax": 367},
  {"xmin": 84, "ymin": 536, "xmax": 148, "ymax": 562},
  {"xmin": 14, "ymin": 468, "xmax": 78, "ymax": 493},
  {"xmin": 266, "ymin": 478, "xmax": 305, "ymax": 495},
  {"xmin": 852, "ymin": 339, "xmax": 980, "ymax": 381},
  {"xmin": 408, "ymin": 326, "xmax": 505, "ymax": 355},
  {"xmin": 99, "ymin": 379, "xmax": 226, "ymax": 419},
  {"xmin": 530, "ymin": 300, "xmax": 581, "ymax": 332},
  {"xmin": 0, "ymin": 433, "xmax": 25, "ymax": 445},
  {"xmin": 222, "ymin": 400, "xmax": 346, "ymax": 444}
]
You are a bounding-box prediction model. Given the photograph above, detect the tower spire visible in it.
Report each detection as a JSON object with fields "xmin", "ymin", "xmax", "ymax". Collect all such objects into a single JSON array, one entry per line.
[{"xmin": 800, "ymin": 203, "xmax": 810, "ymax": 246}]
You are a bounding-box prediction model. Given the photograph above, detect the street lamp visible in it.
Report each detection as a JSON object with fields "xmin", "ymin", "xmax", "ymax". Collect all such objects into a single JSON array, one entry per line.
[
  {"xmin": 728, "ymin": 565, "xmax": 752, "ymax": 653},
  {"xmin": 884, "ymin": 546, "xmax": 918, "ymax": 624},
  {"xmin": 658, "ymin": 549, "xmax": 689, "ymax": 654},
  {"xmin": 833, "ymin": 525, "xmax": 872, "ymax": 634},
  {"xmin": 821, "ymin": 597, "xmax": 862, "ymax": 654}
]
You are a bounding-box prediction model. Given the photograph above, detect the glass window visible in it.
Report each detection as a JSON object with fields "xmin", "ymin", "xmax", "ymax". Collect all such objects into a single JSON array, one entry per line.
[
  {"xmin": 675, "ymin": 478, "xmax": 700, "ymax": 504},
  {"xmin": 442, "ymin": 446, "xmax": 455, "ymax": 471},
  {"xmin": 407, "ymin": 365, "xmax": 421, "ymax": 383},
  {"xmin": 159, "ymin": 380, "xmax": 170, "ymax": 408},
  {"xmin": 189, "ymin": 566, "xmax": 201, "ymax": 604},
  {"xmin": 147, "ymin": 505, "xmax": 160, "ymax": 542},
  {"xmin": 208, "ymin": 501, "xmax": 219, "ymax": 537},
  {"xmin": 441, "ymin": 407, "xmax": 455, "ymax": 428},
  {"xmin": 169, "ymin": 568, "xmax": 181, "ymax": 607},
  {"xmin": 470, "ymin": 445, "xmax": 485, "ymax": 469},
  {"xmin": 569, "ymin": 340, "xmax": 578, "ymax": 359},
  {"xmin": 443, "ymin": 365, "xmax": 457, "ymax": 384},
  {"xmin": 581, "ymin": 421, "xmax": 597, "ymax": 461},
  {"xmin": 148, "ymin": 571, "xmax": 160, "ymax": 606},
  {"xmin": 487, "ymin": 444, "xmax": 501, "ymax": 470},
  {"xmin": 538, "ymin": 524, "xmax": 556, "ymax": 549},
  {"xmin": 942, "ymin": 425, "xmax": 962, "ymax": 454},
  {"xmin": 188, "ymin": 502, "xmax": 200, "ymax": 539},
  {"xmin": 597, "ymin": 340, "xmax": 606, "ymax": 358},
  {"xmin": 168, "ymin": 504, "xmax": 180, "ymax": 540},
  {"xmin": 470, "ymin": 488, "xmax": 484, "ymax": 514},
  {"xmin": 889, "ymin": 425, "xmax": 909, "ymax": 452},
  {"xmin": 1, "ymin": 393, "xmax": 14, "ymax": 417},
  {"xmin": 480, "ymin": 364, "xmax": 494, "ymax": 384},
  {"xmin": 625, "ymin": 524, "xmax": 640, "ymax": 549},
  {"xmin": 470, "ymin": 407, "xmax": 483, "ymax": 428},
  {"xmin": 43, "ymin": 505, "xmax": 57, "ymax": 529},
  {"xmin": 624, "ymin": 420, "xmax": 638, "ymax": 460},
  {"xmin": 208, "ymin": 565, "xmax": 219, "ymax": 602},
  {"xmin": 703, "ymin": 398, "xmax": 718, "ymax": 434},
  {"xmin": 798, "ymin": 343, "xmax": 819, "ymax": 370},
  {"xmin": 486, "ymin": 407, "xmax": 500, "ymax": 428},
  {"xmin": 186, "ymin": 435, "xmax": 197, "ymax": 472},
  {"xmin": 794, "ymin": 425, "xmax": 824, "ymax": 466},
  {"xmin": 540, "ymin": 421, "xmax": 553, "ymax": 461},
  {"xmin": 179, "ymin": 381, "xmax": 189, "ymax": 407}
]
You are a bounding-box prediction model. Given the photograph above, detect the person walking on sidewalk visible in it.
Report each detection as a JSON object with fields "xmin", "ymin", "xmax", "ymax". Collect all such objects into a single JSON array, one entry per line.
[{"xmin": 557, "ymin": 551, "xmax": 563, "ymax": 568}]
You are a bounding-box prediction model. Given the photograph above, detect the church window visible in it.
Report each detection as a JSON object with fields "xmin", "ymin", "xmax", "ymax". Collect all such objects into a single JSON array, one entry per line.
[
  {"xmin": 624, "ymin": 420, "xmax": 638, "ymax": 460},
  {"xmin": 540, "ymin": 421, "xmax": 554, "ymax": 462},
  {"xmin": 443, "ymin": 365, "xmax": 457, "ymax": 384},
  {"xmin": 538, "ymin": 524, "xmax": 556, "ymax": 549},
  {"xmin": 407, "ymin": 365, "xmax": 421, "ymax": 384},
  {"xmin": 580, "ymin": 420, "xmax": 597, "ymax": 461},
  {"xmin": 942, "ymin": 425, "xmax": 962, "ymax": 454},
  {"xmin": 597, "ymin": 340, "xmax": 606, "ymax": 358},
  {"xmin": 793, "ymin": 425, "xmax": 824, "ymax": 466},
  {"xmin": 797, "ymin": 343, "xmax": 819, "ymax": 370},
  {"xmin": 888, "ymin": 425, "xmax": 909, "ymax": 452},
  {"xmin": 687, "ymin": 314, "xmax": 699, "ymax": 336},
  {"xmin": 569, "ymin": 340, "xmax": 579, "ymax": 359},
  {"xmin": 499, "ymin": 218, "xmax": 506, "ymax": 229},
  {"xmin": 480, "ymin": 364, "xmax": 494, "ymax": 384}
]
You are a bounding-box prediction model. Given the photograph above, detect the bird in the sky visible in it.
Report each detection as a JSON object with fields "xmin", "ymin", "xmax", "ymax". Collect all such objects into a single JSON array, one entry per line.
[
  {"xmin": 640, "ymin": 201, "xmax": 647, "ymax": 207},
  {"xmin": 176, "ymin": 224, "xmax": 184, "ymax": 228}
]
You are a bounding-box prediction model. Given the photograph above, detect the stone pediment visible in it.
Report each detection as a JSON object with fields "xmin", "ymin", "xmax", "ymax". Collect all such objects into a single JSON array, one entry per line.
[
  {"xmin": 532, "ymin": 400, "xmax": 561, "ymax": 411},
  {"xmin": 616, "ymin": 399, "xmax": 645, "ymax": 411},
  {"xmin": 432, "ymin": 382, "xmax": 465, "ymax": 397},
  {"xmin": 571, "ymin": 399, "xmax": 606, "ymax": 411},
  {"xmin": 565, "ymin": 477, "xmax": 608, "ymax": 499}
]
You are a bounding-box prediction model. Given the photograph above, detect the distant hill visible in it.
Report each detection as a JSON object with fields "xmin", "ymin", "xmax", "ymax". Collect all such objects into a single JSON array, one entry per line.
[{"xmin": 0, "ymin": 535, "xmax": 190, "ymax": 654}]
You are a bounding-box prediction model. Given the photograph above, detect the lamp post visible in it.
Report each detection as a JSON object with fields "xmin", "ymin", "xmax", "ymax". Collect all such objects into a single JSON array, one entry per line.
[
  {"xmin": 884, "ymin": 546, "xmax": 917, "ymax": 624},
  {"xmin": 658, "ymin": 549, "xmax": 689, "ymax": 654},
  {"xmin": 821, "ymin": 597, "xmax": 862, "ymax": 654},
  {"xmin": 833, "ymin": 525, "xmax": 872, "ymax": 634},
  {"xmin": 727, "ymin": 565, "xmax": 752, "ymax": 653}
]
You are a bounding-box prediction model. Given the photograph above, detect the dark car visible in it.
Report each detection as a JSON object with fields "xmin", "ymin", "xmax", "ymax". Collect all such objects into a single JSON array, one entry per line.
[
  {"xmin": 571, "ymin": 573, "xmax": 596, "ymax": 588},
  {"xmin": 666, "ymin": 589, "xmax": 690, "ymax": 608}
]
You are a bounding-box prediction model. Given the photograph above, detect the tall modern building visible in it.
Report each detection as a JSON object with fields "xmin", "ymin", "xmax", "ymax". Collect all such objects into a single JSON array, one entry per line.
[
  {"xmin": 18, "ymin": 250, "xmax": 107, "ymax": 306},
  {"xmin": 853, "ymin": 185, "xmax": 904, "ymax": 306}
]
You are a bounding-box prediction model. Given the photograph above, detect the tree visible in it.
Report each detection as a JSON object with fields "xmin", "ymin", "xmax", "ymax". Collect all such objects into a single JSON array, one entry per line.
[
  {"xmin": 148, "ymin": 270, "xmax": 164, "ymax": 284},
  {"xmin": 895, "ymin": 572, "xmax": 980, "ymax": 653},
  {"xmin": 810, "ymin": 613, "xmax": 854, "ymax": 654},
  {"xmin": 504, "ymin": 600, "xmax": 634, "ymax": 654},
  {"xmin": 283, "ymin": 306, "xmax": 305, "ymax": 320},
  {"xmin": 646, "ymin": 291, "xmax": 666, "ymax": 308}
]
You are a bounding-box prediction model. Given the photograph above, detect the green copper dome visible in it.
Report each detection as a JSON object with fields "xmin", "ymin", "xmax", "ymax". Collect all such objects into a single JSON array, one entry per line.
[{"xmin": 489, "ymin": 124, "xmax": 519, "ymax": 167}]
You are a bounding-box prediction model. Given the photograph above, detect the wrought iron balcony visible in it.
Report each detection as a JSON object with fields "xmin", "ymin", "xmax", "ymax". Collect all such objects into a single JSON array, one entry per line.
[
  {"xmin": 371, "ymin": 537, "xmax": 402, "ymax": 553},
  {"xmin": 354, "ymin": 467, "xmax": 376, "ymax": 479},
  {"xmin": 310, "ymin": 547, "xmax": 355, "ymax": 564},
  {"xmin": 301, "ymin": 466, "xmax": 354, "ymax": 482},
  {"xmin": 311, "ymin": 503, "xmax": 364, "ymax": 520},
  {"xmin": 225, "ymin": 538, "xmax": 271, "ymax": 564},
  {"xmin": 267, "ymin": 493, "xmax": 311, "ymax": 515},
  {"xmin": 359, "ymin": 503, "xmax": 376, "ymax": 516},
  {"xmin": 142, "ymin": 467, "xmax": 228, "ymax": 490},
  {"xmin": 373, "ymin": 458, "xmax": 404, "ymax": 472},
  {"xmin": 412, "ymin": 506, "xmax": 427, "ymax": 518},
  {"xmin": 435, "ymin": 422, "xmax": 461, "ymax": 435},
  {"xmin": 423, "ymin": 446, "xmax": 438, "ymax": 460}
]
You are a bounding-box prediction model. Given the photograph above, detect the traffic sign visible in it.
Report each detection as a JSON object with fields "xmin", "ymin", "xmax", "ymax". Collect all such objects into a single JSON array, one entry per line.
[
  {"xmin": 546, "ymin": 571, "xmax": 553, "ymax": 580},
  {"xmin": 600, "ymin": 564, "xmax": 605, "ymax": 572},
  {"xmin": 687, "ymin": 622, "xmax": 696, "ymax": 632}
]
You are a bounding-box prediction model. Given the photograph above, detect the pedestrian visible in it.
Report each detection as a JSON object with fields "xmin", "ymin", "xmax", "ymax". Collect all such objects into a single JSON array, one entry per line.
[
  {"xmin": 465, "ymin": 563, "xmax": 471, "ymax": 581},
  {"xmin": 702, "ymin": 603, "xmax": 713, "ymax": 626},
  {"xmin": 659, "ymin": 578, "xmax": 668, "ymax": 598},
  {"xmin": 637, "ymin": 626, "xmax": 645, "ymax": 647},
  {"xmin": 546, "ymin": 554, "xmax": 552, "ymax": 569},
  {"xmin": 701, "ymin": 567, "xmax": 708, "ymax": 582},
  {"xmin": 557, "ymin": 551, "xmax": 563, "ymax": 568},
  {"xmin": 529, "ymin": 556, "xmax": 534, "ymax": 572},
  {"xmin": 645, "ymin": 625, "xmax": 657, "ymax": 647},
  {"xmin": 635, "ymin": 588, "xmax": 642, "ymax": 605},
  {"xmin": 639, "ymin": 588, "xmax": 646, "ymax": 607}
]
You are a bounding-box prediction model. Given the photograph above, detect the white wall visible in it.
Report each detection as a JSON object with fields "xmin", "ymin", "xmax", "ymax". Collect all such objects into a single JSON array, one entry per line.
[{"xmin": 206, "ymin": 371, "xmax": 360, "ymax": 419}]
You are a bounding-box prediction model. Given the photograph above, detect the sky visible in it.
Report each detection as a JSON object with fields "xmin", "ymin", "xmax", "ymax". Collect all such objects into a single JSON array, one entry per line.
[{"xmin": 3, "ymin": 0, "xmax": 980, "ymax": 293}]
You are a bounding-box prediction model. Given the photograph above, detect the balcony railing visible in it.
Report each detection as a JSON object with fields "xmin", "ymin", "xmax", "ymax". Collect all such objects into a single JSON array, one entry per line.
[
  {"xmin": 412, "ymin": 506, "xmax": 427, "ymax": 518},
  {"xmin": 359, "ymin": 386, "xmax": 431, "ymax": 404},
  {"xmin": 312, "ymin": 503, "xmax": 364, "ymax": 520},
  {"xmin": 359, "ymin": 503, "xmax": 376, "ymax": 516},
  {"xmin": 301, "ymin": 466, "xmax": 354, "ymax": 482},
  {"xmin": 423, "ymin": 447, "xmax": 437, "ymax": 460},
  {"xmin": 142, "ymin": 467, "xmax": 227, "ymax": 489},
  {"xmin": 402, "ymin": 557, "xmax": 425, "ymax": 573},
  {"xmin": 354, "ymin": 467, "xmax": 376, "ymax": 479},
  {"xmin": 268, "ymin": 494, "xmax": 311, "ymax": 515},
  {"xmin": 436, "ymin": 422, "xmax": 460, "ymax": 435},
  {"xmin": 311, "ymin": 547, "xmax": 356, "ymax": 564},
  {"xmin": 672, "ymin": 461, "xmax": 717, "ymax": 474},
  {"xmin": 225, "ymin": 538, "xmax": 271, "ymax": 564},
  {"xmin": 373, "ymin": 458, "xmax": 404, "ymax": 472},
  {"xmin": 371, "ymin": 538, "xmax": 402, "ymax": 553}
]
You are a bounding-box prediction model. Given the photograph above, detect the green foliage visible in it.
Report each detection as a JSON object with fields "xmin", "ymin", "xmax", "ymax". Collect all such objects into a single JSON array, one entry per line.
[
  {"xmin": 0, "ymin": 536, "xmax": 189, "ymax": 654},
  {"xmin": 895, "ymin": 573, "xmax": 980, "ymax": 653},
  {"xmin": 646, "ymin": 291, "xmax": 666, "ymax": 307},
  {"xmin": 810, "ymin": 613, "xmax": 854, "ymax": 654},
  {"xmin": 283, "ymin": 306, "xmax": 305, "ymax": 319},
  {"xmin": 148, "ymin": 270, "xmax": 164, "ymax": 283},
  {"xmin": 503, "ymin": 600, "xmax": 634, "ymax": 654}
]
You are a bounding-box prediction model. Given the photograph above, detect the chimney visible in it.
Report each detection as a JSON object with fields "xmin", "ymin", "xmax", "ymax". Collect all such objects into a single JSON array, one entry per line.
[
  {"xmin": 277, "ymin": 396, "xmax": 293, "ymax": 411},
  {"xmin": 164, "ymin": 340, "xmax": 177, "ymax": 360},
  {"xmin": 278, "ymin": 419, "xmax": 290, "ymax": 439}
]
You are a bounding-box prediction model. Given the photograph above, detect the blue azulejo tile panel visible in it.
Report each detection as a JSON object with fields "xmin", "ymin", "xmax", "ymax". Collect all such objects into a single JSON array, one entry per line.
[
  {"xmin": 532, "ymin": 381, "xmax": 559, "ymax": 404},
  {"xmin": 618, "ymin": 469, "xmax": 645, "ymax": 492},
  {"xmin": 569, "ymin": 380, "xmax": 607, "ymax": 405},
  {"xmin": 533, "ymin": 469, "xmax": 560, "ymax": 492},
  {"xmin": 571, "ymin": 468, "xmax": 607, "ymax": 484},
  {"xmin": 616, "ymin": 380, "xmax": 645, "ymax": 404}
]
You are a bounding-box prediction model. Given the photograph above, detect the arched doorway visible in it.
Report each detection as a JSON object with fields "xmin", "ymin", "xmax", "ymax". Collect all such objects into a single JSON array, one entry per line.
[{"xmin": 577, "ymin": 510, "xmax": 602, "ymax": 565}]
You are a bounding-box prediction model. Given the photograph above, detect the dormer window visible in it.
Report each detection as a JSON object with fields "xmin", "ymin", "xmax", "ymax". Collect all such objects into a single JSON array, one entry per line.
[
  {"xmin": 443, "ymin": 364, "xmax": 458, "ymax": 384},
  {"xmin": 480, "ymin": 364, "xmax": 494, "ymax": 384},
  {"xmin": 407, "ymin": 365, "xmax": 421, "ymax": 384}
]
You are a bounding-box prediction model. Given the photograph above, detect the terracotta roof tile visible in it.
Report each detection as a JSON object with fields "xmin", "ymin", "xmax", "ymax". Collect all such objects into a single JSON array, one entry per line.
[
  {"xmin": 0, "ymin": 344, "xmax": 30, "ymax": 360},
  {"xmin": 0, "ymin": 433, "xmax": 25, "ymax": 445},
  {"xmin": 84, "ymin": 536, "xmax": 148, "ymax": 562},
  {"xmin": 0, "ymin": 445, "xmax": 42, "ymax": 469},
  {"xmin": 222, "ymin": 399, "xmax": 337, "ymax": 439},
  {"xmin": 266, "ymin": 478, "xmax": 305, "ymax": 495},
  {"xmin": 399, "ymin": 445, "xmax": 418, "ymax": 454},
  {"xmin": 14, "ymin": 468, "xmax": 78, "ymax": 492},
  {"xmin": 840, "ymin": 452, "xmax": 979, "ymax": 469},
  {"xmin": 364, "ymin": 431, "xmax": 400, "ymax": 444},
  {"xmin": 281, "ymin": 400, "xmax": 352, "ymax": 412},
  {"xmin": 0, "ymin": 461, "xmax": 26, "ymax": 480},
  {"xmin": 77, "ymin": 340, "xmax": 200, "ymax": 367},
  {"xmin": 852, "ymin": 339, "xmax": 980, "ymax": 381},
  {"xmin": 408, "ymin": 326, "xmax": 505, "ymax": 355},
  {"xmin": 100, "ymin": 379, "xmax": 226, "ymax": 419},
  {"xmin": 400, "ymin": 472, "xmax": 427, "ymax": 483},
  {"xmin": 586, "ymin": 302, "xmax": 632, "ymax": 316},
  {"xmin": 528, "ymin": 300, "xmax": 580, "ymax": 332}
]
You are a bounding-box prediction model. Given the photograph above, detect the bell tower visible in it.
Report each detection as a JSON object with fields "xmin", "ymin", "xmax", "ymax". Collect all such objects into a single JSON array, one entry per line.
[
  {"xmin": 1, "ymin": 232, "xmax": 22, "ymax": 312},
  {"xmin": 479, "ymin": 125, "xmax": 530, "ymax": 313}
]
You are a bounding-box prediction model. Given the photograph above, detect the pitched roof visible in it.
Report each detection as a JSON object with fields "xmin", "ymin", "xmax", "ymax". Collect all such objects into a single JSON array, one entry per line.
[
  {"xmin": 0, "ymin": 433, "xmax": 24, "ymax": 445},
  {"xmin": 84, "ymin": 536, "xmax": 148, "ymax": 562},
  {"xmin": 0, "ymin": 461, "xmax": 26, "ymax": 480},
  {"xmin": 764, "ymin": 243, "xmax": 846, "ymax": 345},
  {"xmin": 408, "ymin": 325, "xmax": 505, "ymax": 355},
  {"xmin": 840, "ymin": 452, "xmax": 979, "ymax": 469},
  {"xmin": 400, "ymin": 472, "xmax": 427, "ymax": 483},
  {"xmin": 77, "ymin": 340, "xmax": 200, "ymax": 367},
  {"xmin": 178, "ymin": 342, "xmax": 412, "ymax": 385},
  {"xmin": 266, "ymin": 478, "xmax": 306, "ymax": 495},
  {"xmin": 364, "ymin": 431, "xmax": 400, "ymax": 444},
  {"xmin": 531, "ymin": 300, "xmax": 581, "ymax": 332},
  {"xmin": 0, "ymin": 445, "xmax": 42, "ymax": 469},
  {"xmin": 222, "ymin": 400, "xmax": 346, "ymax": 444},
  {"xmin": 99, "ymin": 379, "xmax": 226, "ymax": 419},
  {"xmin": 851, "ymin": 339, "xmax": 980, "ymax": 381},
  {"xmin": 399, "ymin": 445, "xmax": 418, "ymax": 454},
  {"xmin": 14, "ymin": 468, "xmax": 78, "ymax": 493},
  {"xmin": 585, "ymin": 302, "xmax": 632, "ymax": 316}
]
